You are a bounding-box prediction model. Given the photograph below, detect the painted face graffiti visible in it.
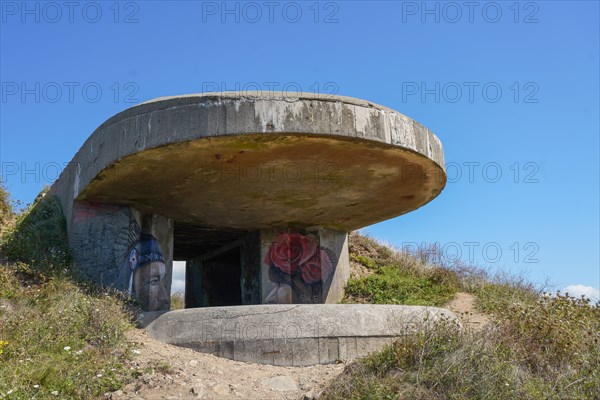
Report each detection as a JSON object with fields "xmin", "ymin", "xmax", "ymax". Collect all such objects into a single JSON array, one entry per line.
[
  {"xmin": 134, "ymin": 260, "xmax": 169, "ymax": 311},
  {"xmin": 132, "ymin": 233, "xmax": 170, "ymax": 311}
]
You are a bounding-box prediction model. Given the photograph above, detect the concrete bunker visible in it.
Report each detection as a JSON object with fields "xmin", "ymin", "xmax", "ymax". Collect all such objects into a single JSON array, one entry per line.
[{"xmin": 48, "ymin": 92, "xmax": 450, "ymax": 365}]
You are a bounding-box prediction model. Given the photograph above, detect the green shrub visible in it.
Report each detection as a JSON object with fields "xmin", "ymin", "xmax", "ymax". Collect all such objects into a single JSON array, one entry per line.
[
  {"xmin": 0, "ymin": 180, "xmax": 12, "ymax": 230},
  {"xmin": 324, "ymin": 294, "xmax": 600, "ymax": 400},
  {"xmin": 1, "ymin": 194, "xmax": 71, "ymax": 270},
  {"xmin": 344, "ymin": 264, "xmax": 459, "ymax": 307},
  {"xmin": 329, "ymin": 234, "xmax": 600, "ymax": 399},
  {"xmin": 350, "ymin": 254, "xmax": 378, "ymax": 269},
  {"xmin": 495, "ymin": 293, "xmax": 600, "ymax": 371},
  {"xmin": 473, "ymin": 276, "xmax": 541, "ymax": 314}
]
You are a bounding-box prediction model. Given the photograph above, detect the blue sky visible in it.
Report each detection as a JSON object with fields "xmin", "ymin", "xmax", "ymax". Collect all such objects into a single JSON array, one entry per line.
[{"xmin": 1, "ymin": 1, "xmax": 598, "ymax": 298}]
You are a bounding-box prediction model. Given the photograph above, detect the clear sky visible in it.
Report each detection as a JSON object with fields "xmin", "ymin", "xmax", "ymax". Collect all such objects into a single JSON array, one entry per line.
[{"xmin": 1, "ymin": 1, "xmax": 598, "ymax": 298}]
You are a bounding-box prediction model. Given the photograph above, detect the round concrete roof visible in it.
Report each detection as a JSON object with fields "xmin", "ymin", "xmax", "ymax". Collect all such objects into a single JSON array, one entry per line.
[{"xmin": 67, "ymin": 92, "xmax": 446, "ymax": 231}]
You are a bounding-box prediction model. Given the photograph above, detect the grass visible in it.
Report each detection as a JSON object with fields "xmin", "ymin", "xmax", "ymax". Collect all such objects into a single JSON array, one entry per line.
[
  {"xmin": 323, "ymin": 233, "xmax": 600, "ymax": 400},
  {"xmin": 0, "ymin": 264, "xmax": 135, "ymax": 399},
  {"xmin": 1, "ymin": 192, "xmax": 71, "ymax": 270},
  {"xmin": 323, "ymin": 293, "xmax": 600, "ymax": 400},
  {"xmin": 0, "ymin": 187, "xmax": 140, "ymax": 399},
  {"xmin": 344, "ymin": 234, "xmax": 459, "ymax": 306},
  {"xmin": 0, "ymin": 180, "xmax": 13, "ymax": 234},
  {"xmin": 344, "ymin": 265, "xmax": 458, "ymax": 306},
  {"xmin": 1, "ymin": 182, "xmax": 598, "ymax": 399},
  {"xmin": 171, "ymin": 292, "xmax": 185, "ymax": 310}
]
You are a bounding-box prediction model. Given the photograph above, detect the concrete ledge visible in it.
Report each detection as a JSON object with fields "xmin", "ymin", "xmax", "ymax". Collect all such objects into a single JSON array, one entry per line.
[
  {"xmin": 143, "ymin": 304, "xmax": 457, "ymax": 366},
  {"xmin": 49, "ymin": 92, "xmax": 446, "ymax": 232}
]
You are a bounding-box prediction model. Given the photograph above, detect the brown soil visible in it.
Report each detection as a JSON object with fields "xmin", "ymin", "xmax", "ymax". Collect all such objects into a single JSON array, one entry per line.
[
  {"xmin": 107, "ymin": 330, "xmax": 346, "ymax": 400},
  {"xmin": 445, "ymin": 292, "xmax": 491, "ymax": 332}
]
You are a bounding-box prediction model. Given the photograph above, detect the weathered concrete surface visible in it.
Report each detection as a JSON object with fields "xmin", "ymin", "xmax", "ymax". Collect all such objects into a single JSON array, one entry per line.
[
  {"xmin": 46, "ymin": 92, "xmax": 447, "ymax": 314},
  {"xmin": 70, "ymin": 202, "xmax": 140, "ymax": 291},
  {"xmin": 49, "ymin": 92, "xmax": 446, "ymax": 233},
  {"xmin": 143, "ymin": 304, "xmax": 457, "ymax": 366},
  {"xmin": 260, "ymin": 229, "xmax": 350, "ymax": 304}
]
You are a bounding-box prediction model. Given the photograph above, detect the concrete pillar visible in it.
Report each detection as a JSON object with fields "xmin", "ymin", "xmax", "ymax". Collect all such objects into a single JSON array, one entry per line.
[
  {"xmin": 260, "ymin": 228, "xmax": 350, "ymax": 304},
  {"xmin": 70, "ymin": 201, "xmax": 142, "ymax": 292},
  {"xmin": 136, "ymin": 214, "xmax": 174, "ymax": 311},
  {"xmin": 70, "ymin": 202, "xmax": 173, "ymax": 311},
  {"xmin": 185, "ymin": 258, "xmax": 202, "ymax": 308}
]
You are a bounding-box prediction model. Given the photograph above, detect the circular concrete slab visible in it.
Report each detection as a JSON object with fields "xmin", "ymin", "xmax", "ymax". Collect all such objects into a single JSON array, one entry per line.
[
  {"xmin": 141, "ymin": 304, "xmax": 458, "ymax": 366},
  {"xmin": 69, "ymin": 92, "xmax": 445, "ymax": 231}
]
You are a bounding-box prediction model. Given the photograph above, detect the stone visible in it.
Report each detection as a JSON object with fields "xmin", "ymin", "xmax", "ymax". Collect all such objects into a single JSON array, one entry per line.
[
  {"xmin": 212, "ymin": 384, "xmax": 231, "ymax": 396},
  {"xmin": 261, "ymin": 376, "xmax": 298, "ymax": 392}
]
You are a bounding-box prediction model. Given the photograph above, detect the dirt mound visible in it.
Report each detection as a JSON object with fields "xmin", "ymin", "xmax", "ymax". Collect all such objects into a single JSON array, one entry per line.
[{"xmin": 107, "ymin": 330, "xmax": 346, "ymax": 400}]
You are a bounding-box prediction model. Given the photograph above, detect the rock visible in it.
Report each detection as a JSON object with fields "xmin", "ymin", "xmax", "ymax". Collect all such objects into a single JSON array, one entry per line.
[
  {"xmin": 141, "ymin": 373, "xmax": 152, "ymax": 384},
  {"xmin": 189, "ymin": 360, "xmax": 198, "ymax": 367},
  {"xmin": 261, "ymin": 376, "xmax": 298, "ymax": 392},
  {"xmin": 212, "ymin": 384, "xmax": 230, "ymax": 396}
]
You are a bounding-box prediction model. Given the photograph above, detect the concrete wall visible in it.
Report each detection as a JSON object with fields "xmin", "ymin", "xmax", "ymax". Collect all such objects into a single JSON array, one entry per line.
[
  {"xmin": 70, "ymin": 201, "xmax": 173, "ymax": 311},
  {"xmin": 319, "ymin": 229, "xmax": 350, "ymax": 303},
  {"xmin": 183, "ymin": 229, "xmax": 349, "ymax": 308},
  {"xmin": 143, "ymin": 304, "xmax": 458, "ymax": 366},
  {"xmin": 68, "ymin": 208, "xmax": 347, "ymax": 311},
  {"xmin": 260, "ymin": 228, "xmax": 349, "ymax": 304},
  {"xmin": 71, "ymin": 201, "xmax": 142, "ymax": 291},
  {"xmin": 137, "ymin": 213, "xmax": 174, "ymax": 311}
]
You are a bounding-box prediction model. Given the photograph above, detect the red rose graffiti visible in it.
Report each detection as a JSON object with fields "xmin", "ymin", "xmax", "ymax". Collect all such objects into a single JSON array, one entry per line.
[
  {"xmin": 300, "ymin": 249, "xmax": 333, "ymax": 284},
  {"xmin": 264, "ymin": 232, "xmax": 317, "ymax": 275},
  {"xmin": 265, "ymin": 232, "xmax": 335, "ymax": 303}
]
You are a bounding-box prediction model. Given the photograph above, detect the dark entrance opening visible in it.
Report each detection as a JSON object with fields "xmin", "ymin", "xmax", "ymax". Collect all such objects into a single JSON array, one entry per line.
[
  {"xmin": 203, "ymin": 248, "xmax": 242, "ymax": 306},
  {"xmin": 174, "ymin": 222, "xmax": 261, "ymax": 308}
]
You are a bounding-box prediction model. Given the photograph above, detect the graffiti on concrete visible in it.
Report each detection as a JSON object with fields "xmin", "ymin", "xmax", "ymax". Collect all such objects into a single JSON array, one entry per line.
[
  {"xmin": 72, "ymin": 202, "xmax": 168, "ymax": 311},
  {"xmin": 264, "ymin": 232, "xmax": 334, "ymax": 304},
  {"xmin": 130, "ymin": 233, "xmax": 170, "ymax": 311},
  {"xmin": 71, "ymin": 202, "xmax": 140, "ymax": 291}
]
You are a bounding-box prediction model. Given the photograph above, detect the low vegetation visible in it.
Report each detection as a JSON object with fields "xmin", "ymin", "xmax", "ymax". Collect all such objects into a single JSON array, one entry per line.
[
  {"xmin": 344, "ymin": 234, "xmax": 459, "ymax": 306},
  {"xmin": 1, "ymin": 184, "xmax": 598, "ymax": 399},
  {"xmin": 171, "ymin": 292, "xmax": 185, "ymax": 310},
  {"xmin": 325, "ymin": 234, "xmax": 600, "ymax": 400},
  {"xmin": 1, "ymin": 190, "xmax": 71, "ymax": 270},
  {"xmin": 0, "ymin": 180, "xmax": 13, "ymax": 233},
  {"xmin": 0, "ymin": 187, "xmax": 135, "ymax": 399},
  {"xmin": 0, "ymin": 264, "xmax": 134, "ymax": 399}
]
